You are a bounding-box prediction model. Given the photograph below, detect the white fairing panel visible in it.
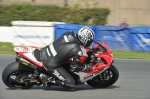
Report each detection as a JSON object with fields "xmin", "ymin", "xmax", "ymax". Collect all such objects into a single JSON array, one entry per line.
[
  {"xmin": 14, "ymin": 47, "xmax": 41, "ymax": 64},
  {"xmin": 76, "ymin": 67, "xmax": 110, "ymax": 83},
  {"xmin": 23, "ymin": 52, "xmax": 41, "ymax": 64}
]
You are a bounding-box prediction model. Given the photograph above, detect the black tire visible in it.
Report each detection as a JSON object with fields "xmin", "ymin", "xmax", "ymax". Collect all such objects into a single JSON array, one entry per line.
[
  {"xmin": 86, "ymin": 65, "xmax": 119, "ymax": 88},
  {"xmin": 2, "ymin": 62, "xmax": 34, "ymax": 89}
]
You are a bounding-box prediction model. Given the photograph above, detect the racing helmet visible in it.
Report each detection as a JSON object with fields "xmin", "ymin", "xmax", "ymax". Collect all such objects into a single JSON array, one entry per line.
[{"xmin": 76, "ymin": 26, "xmax": 95, "ymax": 47}]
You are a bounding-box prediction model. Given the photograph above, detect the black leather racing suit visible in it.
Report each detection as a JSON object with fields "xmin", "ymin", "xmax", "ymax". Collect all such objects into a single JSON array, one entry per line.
[{"xmin": 41, "ymin": 31, "xmax": 87, "ymax": 87}]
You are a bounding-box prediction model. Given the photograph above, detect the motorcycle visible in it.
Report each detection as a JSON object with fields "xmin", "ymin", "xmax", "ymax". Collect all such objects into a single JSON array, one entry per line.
[{"xmin": 2, "ymin": 40, "xmax": 119, "ymax": 89}]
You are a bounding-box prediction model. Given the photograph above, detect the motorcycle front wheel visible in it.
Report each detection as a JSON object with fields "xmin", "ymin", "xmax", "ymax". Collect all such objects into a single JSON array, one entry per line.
[
  {"xmin": 2, "ymin": 62, "xmax": 34, "ymax": 89},
  {"xmin": 86, "ymin": 65, "xmax": 119, "ymax": 88}
]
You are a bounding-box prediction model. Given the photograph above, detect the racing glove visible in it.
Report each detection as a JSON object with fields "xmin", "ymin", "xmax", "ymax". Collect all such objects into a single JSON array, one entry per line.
[
  {"xmin": 70, "ymin": 63, "xmax": 93, "ymax": 72},
  {"xmin": 70, "ymin": 50, "xmax": 93, "ymax": 72}
]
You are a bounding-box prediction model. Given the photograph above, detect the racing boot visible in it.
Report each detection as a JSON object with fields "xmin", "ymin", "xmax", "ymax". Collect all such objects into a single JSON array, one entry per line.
[{"xmin": 40, "ymin": 74, "xmax": 55, "ymax": 90}]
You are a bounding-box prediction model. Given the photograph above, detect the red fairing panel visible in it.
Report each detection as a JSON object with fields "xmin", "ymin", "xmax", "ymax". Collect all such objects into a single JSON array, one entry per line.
[
  {"xmin": 84, "ymin": 42, "xmax": 113, "ymax": 74},
  {"xmin": 14, "ymin": 46, "xmax": 43, "ymax": 68}
]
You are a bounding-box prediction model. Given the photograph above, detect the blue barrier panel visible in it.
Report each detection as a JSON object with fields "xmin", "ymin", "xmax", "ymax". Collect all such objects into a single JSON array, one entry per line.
[
  {"xmin": 55, "ymin": 24, "xmax": 131, "ymax": 50},
  {"xmin": 54, "ymin": 24, "xmax": 95, "ymax": 40},
  {"xmin": 95, "ymin": 26, "xmax": 130, "ymax": 50},
  {"xmin": 129, "ymin": 26, "xmax": 150, "ymax": 51}
]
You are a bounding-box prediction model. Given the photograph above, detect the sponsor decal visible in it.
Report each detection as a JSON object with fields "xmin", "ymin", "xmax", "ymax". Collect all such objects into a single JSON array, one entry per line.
[
  {"xmin": 138, "ymin": 38, "xmax": 150, "ymax": 47},
  {"xmin": 103, "ymin": 34, "xmax": 126, "ymax": 41},
  {"xmin": 53, "ymin": 70, "xmax": 65, "ymax": 81},
  {"xmin": 15, "ymin": 35, "xmax": 50, "ymax": 39},
  {"xmin": 23, "ymin": 48, "xmax": 27, "ymax": 52},
  {"xmin": 83, "ymin": 70, "xmax": 103, "ymax": 80},
  {"xmin": 14, "ymin": 47, "xmax": 35, "ymax": 52}
]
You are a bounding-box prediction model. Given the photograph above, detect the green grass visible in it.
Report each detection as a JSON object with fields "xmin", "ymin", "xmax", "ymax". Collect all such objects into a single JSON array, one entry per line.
[
  {"xmin": 112, "ymin": 50, "xmax": 150, "ymax": 60},
  {"xmin": 0, "ymin": 42, "xmax": 150, "ymax": 60},
  {"xmin": 0, "ymin": 42, "xmax": 15, "ymax": 54}
]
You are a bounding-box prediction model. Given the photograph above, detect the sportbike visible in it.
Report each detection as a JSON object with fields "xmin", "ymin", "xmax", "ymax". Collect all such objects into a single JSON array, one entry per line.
[{"xmin": 2, "ymin": 40, "xmax": 119, "ymax": 89}]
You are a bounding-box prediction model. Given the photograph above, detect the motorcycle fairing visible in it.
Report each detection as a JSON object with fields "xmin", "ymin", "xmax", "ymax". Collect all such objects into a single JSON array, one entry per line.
[
  {"xmin": 93, "ymin": 42, "xmax": 113, "ymax": 65},
  {"xmin": 13, "ymin": 42, "xmax": 113, "ymax": 83},
  {"xmin": 14, "ymin": 46, "xmax": 43, "ymax": 67},
  {"xmin": 75, "ymin": 42, "xmax": 113, "ymax": 83},
  {"xmin": 75, "ymin": 66, "xmax": 110, "ymax": 83}
]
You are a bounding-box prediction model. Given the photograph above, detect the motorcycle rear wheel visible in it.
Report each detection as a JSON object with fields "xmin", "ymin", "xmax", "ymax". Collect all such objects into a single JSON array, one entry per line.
[
  {"xmin": 86, "ymin": 65, "xmax": 119, "ymax": 88},
  {"xmin": 2, "ymin": 62, "xmax": 34, "ymax": 89}
]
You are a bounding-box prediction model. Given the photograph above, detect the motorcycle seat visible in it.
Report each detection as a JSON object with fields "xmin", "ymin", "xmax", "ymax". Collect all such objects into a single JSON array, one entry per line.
[{"xmin": 34, "ymin": 49, "xmax": 41, "ymax": 62}]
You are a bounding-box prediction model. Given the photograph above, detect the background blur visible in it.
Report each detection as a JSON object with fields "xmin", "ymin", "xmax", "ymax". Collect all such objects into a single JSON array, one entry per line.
[
  {"xmin": 0, "ymin": 0, "xmax": 150, "ymax": 26},
  {"xmin": 0, "ymin": 0, "xmax": 150, "ymax": 54}
]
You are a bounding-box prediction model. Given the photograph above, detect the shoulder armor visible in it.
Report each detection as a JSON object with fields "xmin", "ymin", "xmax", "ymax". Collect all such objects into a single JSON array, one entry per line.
[
  {"xmin": 66, "ymin": 32, "xmax": 77, "ymax": 43},
  {"xmin": 78, "ymin": 51, "xmax": 83, "ymax": 56}
]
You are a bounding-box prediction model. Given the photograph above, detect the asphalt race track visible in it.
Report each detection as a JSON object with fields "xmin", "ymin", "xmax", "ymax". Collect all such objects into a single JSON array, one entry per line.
[{"xmin": 0, "ymin": 54, "xmax": 150, "ymax": 99}]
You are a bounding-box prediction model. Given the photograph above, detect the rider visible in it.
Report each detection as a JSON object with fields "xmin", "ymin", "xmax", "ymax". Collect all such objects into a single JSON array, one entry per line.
[{"xmin": 40, "ymin": 26, "xmax": 95, "ymax": 89}]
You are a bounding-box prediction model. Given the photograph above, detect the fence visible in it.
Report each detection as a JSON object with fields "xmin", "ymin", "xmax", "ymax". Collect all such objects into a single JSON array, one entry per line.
[
  {"xmin": 129, "ymin": 26, "xmax": 150, "ymax": 52},
  {"xmin": 55, "ymin": 24, "xmax": 150, "ymax": 52},
  {"xmin": 1, "ymin": 22, "xmax": 150, "ymax": 51}
]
